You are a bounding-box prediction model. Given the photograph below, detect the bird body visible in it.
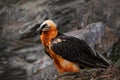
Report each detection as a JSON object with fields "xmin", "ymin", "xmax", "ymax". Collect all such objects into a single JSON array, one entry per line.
[{"xmin": 37, "ymin": 20, "xmax": 111, "ymax": 73}]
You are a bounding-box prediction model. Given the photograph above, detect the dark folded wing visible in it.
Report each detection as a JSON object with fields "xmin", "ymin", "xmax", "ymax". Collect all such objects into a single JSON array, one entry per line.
[{"xmin": 51, "ymin": 35, "xmax": 110, "ymax": 68}]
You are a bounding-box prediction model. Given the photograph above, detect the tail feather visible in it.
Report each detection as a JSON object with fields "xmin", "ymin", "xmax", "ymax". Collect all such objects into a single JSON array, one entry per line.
[{"xmin": 96, "ymin": 53, "xmax": 111, "ymax": 68}]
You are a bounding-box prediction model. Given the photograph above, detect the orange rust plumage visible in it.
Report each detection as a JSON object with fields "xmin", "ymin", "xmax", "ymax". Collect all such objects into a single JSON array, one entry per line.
[
  {"xmin": 37, "ymin": 20, "xmax": 111, "ymax": 73},
  {"xmin": 38, "ymin": 20, "xmax": 80, "ymax": 73}
]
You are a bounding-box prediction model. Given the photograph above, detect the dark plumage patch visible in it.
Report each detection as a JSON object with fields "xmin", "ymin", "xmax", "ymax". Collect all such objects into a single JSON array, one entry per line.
[{"xmin": 51, "ymin": 33, "xmax": 110, "ymax": 68}]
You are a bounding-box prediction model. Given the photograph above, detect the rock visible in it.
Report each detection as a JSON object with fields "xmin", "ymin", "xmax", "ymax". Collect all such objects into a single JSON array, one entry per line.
[
  {"xmin": 67, "ymin": 22, "xmax": 119, "ymax": 58},
  {"xmin": 116, "ymin": 59, "xmax": 120, "ymax": 65},
  {"xmin": 0, "ymin": 68, "xmax": 27, "ymax": 80},
  {"xmin": 56, "ymin": 65, "xmax": 120, "ymax": 80},
  {"xmin": 27, "ymin": 56, "xmax": 57, "ymax": 80},
  {"xmin": 109, "ymin": 39, "xmax": 120, "ymax": 64},
  {"xmin": 0, "ymin": 0, "xmax": 120, "ymax": 80}
]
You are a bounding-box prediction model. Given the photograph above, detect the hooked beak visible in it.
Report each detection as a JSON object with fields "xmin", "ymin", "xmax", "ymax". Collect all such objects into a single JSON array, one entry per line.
[
  {"xmin": 29, "ymin": 23, "xmax": 42, "ymax": 34},
  {"xmin": 36, "ymin": 25, "xmax": 42, "ymax": 34},
  {"xmin": 28, "ymin": 23, "xmax": 41, "ymax": 33}
]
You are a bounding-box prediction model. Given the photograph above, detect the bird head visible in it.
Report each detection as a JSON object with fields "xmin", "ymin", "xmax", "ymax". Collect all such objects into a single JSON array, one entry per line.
[{"xmin": 37, "ymin": 20, "xmax": 57, "ymax": 35}]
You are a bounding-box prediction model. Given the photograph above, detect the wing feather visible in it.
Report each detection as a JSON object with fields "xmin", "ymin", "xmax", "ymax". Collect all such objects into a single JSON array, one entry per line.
[{"xmin": 51, "ymin": 34, "xmax": 110, "ymax": 68}]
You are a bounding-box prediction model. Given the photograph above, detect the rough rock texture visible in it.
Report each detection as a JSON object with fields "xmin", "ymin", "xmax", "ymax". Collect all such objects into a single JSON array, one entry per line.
[
  {"xmin": 56, "ymin": 65, "xmax": 120, "ymax": 80},
  {"xmin": 0, "ymin": 0, "xmax": 120, "ymax": 80},
  {"xmin": 67, "ymin": 22, "xmax": 118, "ymax": 57}
]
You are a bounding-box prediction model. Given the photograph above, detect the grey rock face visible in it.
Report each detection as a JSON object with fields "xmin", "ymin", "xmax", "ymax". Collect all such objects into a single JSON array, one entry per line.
[{"xmin": 0, "ymin": 0, "xmax": 119, "ymax": 80}]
